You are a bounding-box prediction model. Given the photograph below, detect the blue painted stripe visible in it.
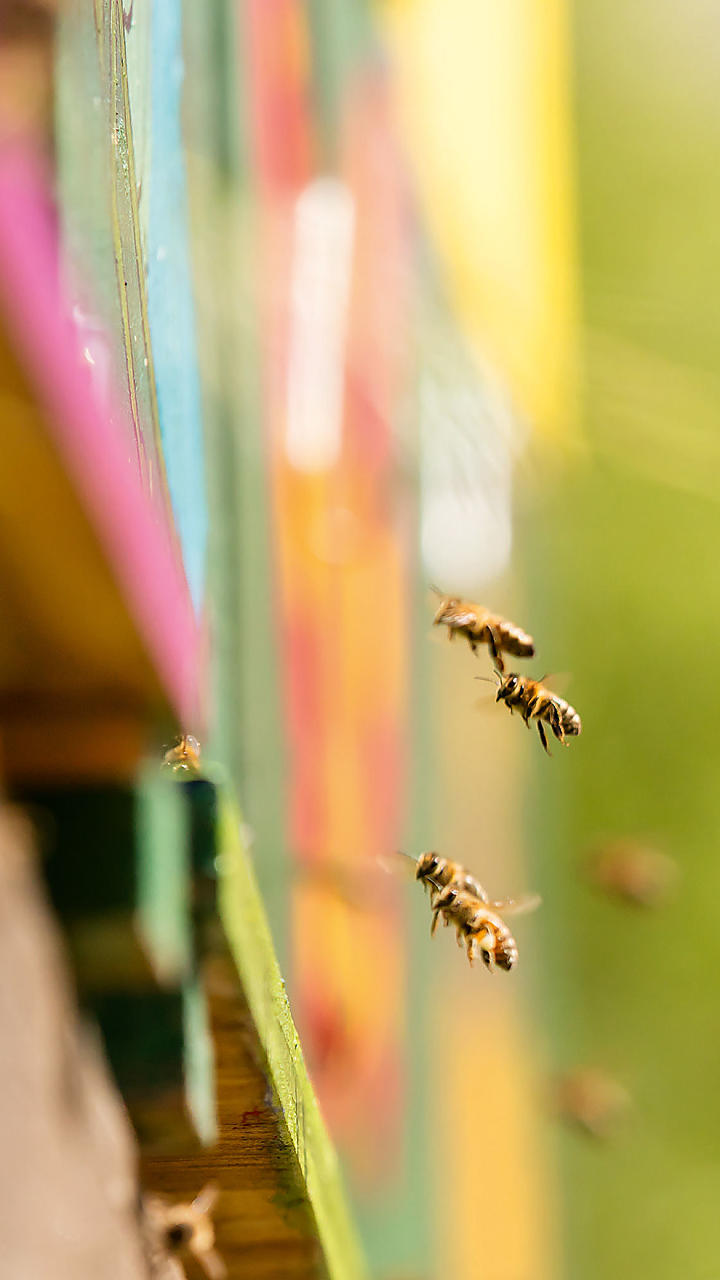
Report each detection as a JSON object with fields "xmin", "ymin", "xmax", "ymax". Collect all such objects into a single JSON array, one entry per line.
[{"xmin": 147, "ymin": 0, "xmax": 208, "ymax": 612}]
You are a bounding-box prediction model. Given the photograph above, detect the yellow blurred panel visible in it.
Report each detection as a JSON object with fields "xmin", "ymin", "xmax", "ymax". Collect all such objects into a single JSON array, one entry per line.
[
  {"xmin": 379, "ymin": 0, "xmax": 578, "ymax": 437},
  {"xmin": 432, "ymin": 994, "xmax": 558, "ymax": 1280}
]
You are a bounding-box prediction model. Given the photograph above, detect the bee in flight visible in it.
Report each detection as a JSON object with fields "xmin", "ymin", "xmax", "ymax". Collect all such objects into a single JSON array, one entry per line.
[
  {"xmin": 388, "ymin": 851, "xmax": 539, "ymax": 973},
  {"xmin": 414, "ymin": 850, "xmax": 486, "ymax": 903},
  {"xmin": 431, "ymin": 591, "xmax": 535, "ymax": 673},
  {"xmin": 488, "ymin": 671, "xmax": 582, "ymax": 754},
  {"xmin": 163, "ymin": 733, "xmax": 202, "ymax": 774},
  {"xmin": 431, "ymin": 884, "xmax": 540, "ymax": 972}
]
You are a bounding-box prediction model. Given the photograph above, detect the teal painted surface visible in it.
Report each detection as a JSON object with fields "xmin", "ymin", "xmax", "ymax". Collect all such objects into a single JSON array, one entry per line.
[
  {"xmin": 146, "ymin": 0, "xmax": 208, "ymax": 611},
  {"xmin": 181, "ymin": 1, "xmax": 291, "ymax": 973}
]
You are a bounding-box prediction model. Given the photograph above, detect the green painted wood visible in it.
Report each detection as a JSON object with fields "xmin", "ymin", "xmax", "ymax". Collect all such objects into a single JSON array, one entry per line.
[
  {"xmin": 135, "ymin": 768, "xmax": 192, "ymax": 985},
  {"xmin": 306, "ymin": 0, "xmax": 374, "ymax": 166},
  {"xmin": 56, "ymin": 0, "xmax": 170, "ymax": 512},
  {"xmin": 181, "ymin": 0, "xmax": 291, "ymax": 970},
  {"xmin": 217, "ymin": 798, "xmax": 369, "ymax": 1280}
]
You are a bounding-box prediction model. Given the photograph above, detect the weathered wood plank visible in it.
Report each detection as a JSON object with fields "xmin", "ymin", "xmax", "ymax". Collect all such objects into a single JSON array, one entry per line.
[{"xmin": 142, "ymin": 799, "xmax": 368, "ymax": 1280}]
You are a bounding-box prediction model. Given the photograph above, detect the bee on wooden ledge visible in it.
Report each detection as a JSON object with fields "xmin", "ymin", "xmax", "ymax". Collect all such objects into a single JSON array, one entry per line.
[{"xmin": 163, "ymin": 734, "xmax": 202, "ymax": 775}]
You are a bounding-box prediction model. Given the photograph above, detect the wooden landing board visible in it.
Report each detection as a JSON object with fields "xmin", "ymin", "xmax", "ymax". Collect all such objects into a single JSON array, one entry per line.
[{"xmin": 142, "ymin": 801, "xmax": 367, "ymax": 1280}]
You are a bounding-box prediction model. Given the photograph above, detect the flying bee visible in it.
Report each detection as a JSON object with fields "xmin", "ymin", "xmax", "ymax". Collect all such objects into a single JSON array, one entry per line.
[
  {"xmin": 142, "ymin": 1183, "xmax": 225, "ymax": 1279},
  {"xmin": 430, "ymin": 885, "xmax": 531, "ymax": 971},
  {"xmin": 431, "ymin": 592, "xmax": 535, "ymax": 673},
  {"xmin": 587, "ymin": 840, "xmax": 678, "ymax": 908},
  {"xmin": 487, "ymin": 671, "xmax": 581, "ymax": 754},
  {"xmin": 163, "ymin": 733, "xmax": 202, "ymax": 774},
  {"xmin": 550, "ymin": 1068, "xmax": 632, "ymax": 1140},
  {"xmin": 414, "ymin": 851, "xmax": 486, "ymax": 905},
  {"xmin": 413, "ymin": 851, "xmax": 533, "ymax": 932},
  {"xmin": 383, "ymin": 852, "xmax": 538, "ymax": 972},
  {"xmin": 432, "ymin": 884, "xmax": 540, "ymax": 971}
]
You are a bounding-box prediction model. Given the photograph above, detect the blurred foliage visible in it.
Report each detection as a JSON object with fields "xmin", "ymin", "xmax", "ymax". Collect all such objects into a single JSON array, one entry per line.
[{"xmin": 522, "ymin": 0, "xmax": 720, "ymax": 1274}]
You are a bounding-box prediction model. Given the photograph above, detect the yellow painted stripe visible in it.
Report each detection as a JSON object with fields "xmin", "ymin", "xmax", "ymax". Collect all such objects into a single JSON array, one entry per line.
[
  {"xmin": 378, "ymin": 0, "xmax": 579, "ymax": 438},
  {"xmin": 431, "ymin": 993, "xmax": 559, "ymax": 1280}
]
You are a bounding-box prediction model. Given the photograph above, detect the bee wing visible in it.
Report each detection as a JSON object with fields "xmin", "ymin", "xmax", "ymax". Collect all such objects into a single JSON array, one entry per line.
[
  {"xmin": 536, "ymin": 672, "xmax": 572, "ymax": 695},
  {"xmin": 376, "ymin": 850, "xmax": 419, "ymax": 881},
  {"xmin": 474, "ymin": 697, "xmax": 500, "ymax": 715},
  {"xmin": 296, "ymin": 862, "xmax": 382, "ymax": 912},
  {"xmin": 440, "ymin": 609, "xmax": 479, "ymax": 628},
  {"xmin": 486, "ymin": 892, "xmax": 542, "ymax": 917},
  {"xmin": 192, "ymin": 1183, "xmax": 220, "ymax": 1215}
]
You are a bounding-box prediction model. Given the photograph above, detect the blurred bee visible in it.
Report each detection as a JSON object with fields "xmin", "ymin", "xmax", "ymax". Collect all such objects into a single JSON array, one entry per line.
[
  {"xmin": 142, "ymin": 1183, "xmax": 225, "ymax": 1280},
  {"xmin": 490, "ymin": 672, "xmax": 581, "ymax": 754},
  {"xmin": 551, "ymin": 1068, "xmax": 631, "ymax": 1140},
  {"xmin": 432, "ymin": 592, "xmax": 535, "ymax": 673},
  {"xmin": 163, "ymin": 734, "xmax": 201, "ymax": 775},
  {"xmin": 588, "ymin": 840, "xmax": 678, "ymax": 908}
]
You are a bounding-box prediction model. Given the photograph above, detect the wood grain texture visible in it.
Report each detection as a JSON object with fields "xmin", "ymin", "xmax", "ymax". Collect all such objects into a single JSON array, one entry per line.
[{"xmin": 142, "ymin": 800, "xmax": 367, "ymax": 1280}]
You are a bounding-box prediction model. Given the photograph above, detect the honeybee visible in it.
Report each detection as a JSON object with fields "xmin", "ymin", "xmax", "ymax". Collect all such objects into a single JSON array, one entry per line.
[
  {"xmin": 588, "ymin": 840, "xmax": 678, "ymax": 908},
  {"xmin": 142, "ymin": 1183, "xmax": 225, "ymax": 1280},
  {"xmin": 551, "ymin": 1068, "xmax": 631, "ymax": 1140},
  {"xmin": 432, "ymin": 592, "xmax": 534, "ymax": 673},
  {"xmin": 386, "ymin": 851, "xmax": 538, "ymax": 972},
  {"xmin": 163, "ymin": 733, "xmax": 202, "ymax": 774},
  {"xmin": 414, "ymin": 851, "xmax": 486, "ymax": 904},
  {"xmin": 430, "ymin": 886, "xmax": 520, "ymax": 971},
  {"xmin": 491, "ymin": 672, "xmax": 581, "ymax": 754}
]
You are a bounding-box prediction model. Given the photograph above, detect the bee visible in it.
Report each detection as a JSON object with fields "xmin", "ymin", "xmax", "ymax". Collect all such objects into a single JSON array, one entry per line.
[
  {"xmin": 414, "ymin": 851, "xmax": 486, "ymax": 905},
  {"xmin": 430, "ymin": 886, "xmax": 520, "ymax": 971},
  {"xmin": 385, "ymin": 852, "xmax": 538, "ymax": 972},
  {"xmin": 142, "ymin": 1183, "xmax": 225, "ymax": 1280},
  {"xmin": 432, "ymin": 592, "xmax": 535, "ymax": 673},
  {"xmin": 551, "ymin": 1068, "xmax": 631, "ymax": 1140},
  {"xmin": 163, "ymin": 733, "xmax": 201, "ymax": 774},
  {"xmin": 588, "ymin": 840, "xmax": 678, "ymax": 908},
  {"xmin": 491, "ymin": 672, "xmax": 581, "ymax": 754}
]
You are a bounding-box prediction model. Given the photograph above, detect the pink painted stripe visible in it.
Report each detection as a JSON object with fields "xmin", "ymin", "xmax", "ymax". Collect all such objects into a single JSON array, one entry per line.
[{"xmin": 0, "ymin": 142, "xmax": 202, "ymax": 726}]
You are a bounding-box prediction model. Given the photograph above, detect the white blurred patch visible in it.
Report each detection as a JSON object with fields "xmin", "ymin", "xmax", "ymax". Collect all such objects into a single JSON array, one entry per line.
[
  {"xmin": 285, "ymin": 178, "xmax": 356, "ymax": 473},
  {"xmin": 72, "ymin": 303, "xmax": 112, "ymax": 402},
  {"xmin": 420, "ymin": 351, "xmax": 524, "ymax": 595}
]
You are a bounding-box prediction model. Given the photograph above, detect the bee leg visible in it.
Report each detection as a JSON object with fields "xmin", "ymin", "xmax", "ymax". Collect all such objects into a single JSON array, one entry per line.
[
  {"xmin": 486, "ymin": 625, "xmax": 504, "ymax": 673},
  {"xmin": 477, "ymin": 932, "xmax": 495, "ymax": 971},
  {"xmin": 537, "ymin": 720, "xmax": 551, "ymax": 755},
  {"xmin": 465, "ymin": 935, "xmax": 475, "ymax": 967},
  {"xmin": 430, "ymin": 907, "xmax": 442, "ymax": 936}
]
